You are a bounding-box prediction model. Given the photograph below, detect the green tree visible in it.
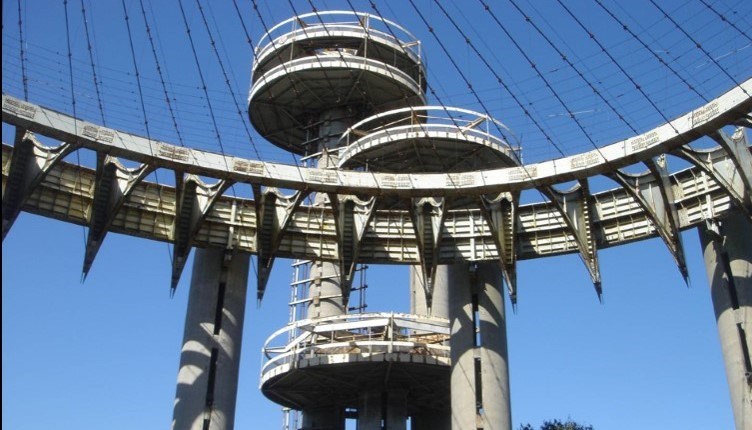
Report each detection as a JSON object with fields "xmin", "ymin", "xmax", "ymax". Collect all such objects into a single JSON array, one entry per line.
[{"xmin": 519, "ymin": 419, "xmax": 594, "ymax": 430}]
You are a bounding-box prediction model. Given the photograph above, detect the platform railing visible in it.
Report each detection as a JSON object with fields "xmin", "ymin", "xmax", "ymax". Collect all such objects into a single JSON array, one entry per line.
[
  {"xmin": 255, "ymin": 11, "xmax": 422, "ymax": 65},
  {"xmin": 260, "ymin": 312, "xmax": 450, "ymax": 382}
]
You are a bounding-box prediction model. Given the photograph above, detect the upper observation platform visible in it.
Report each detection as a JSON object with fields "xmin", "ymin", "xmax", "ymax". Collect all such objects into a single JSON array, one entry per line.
[
  {"xmin": 338, "ymin": 106, "xmax": 520, "ymax": 173},
  {"xmin": 249, "ymin": 11, "xmax": 427, "ymax": 155}
]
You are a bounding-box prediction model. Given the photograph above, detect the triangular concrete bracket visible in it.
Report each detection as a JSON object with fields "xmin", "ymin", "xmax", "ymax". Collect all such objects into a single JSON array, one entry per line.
[
  {"xmin": 478, "ymin": 192, "xmax": 519, "ymax": 306},
  {"xmin": 252, "ymin": 185, "xmax": 309, "ymax": 303},
  {"xmin": 542, "ymin": 181, "xmax": 602, "ymax": 300},
  {"xmin": 608, "ymin": 154, "xmax": 689, "ymax": 284},
  {"xmin": 82, "ymin": 154, "xmax": 154, "ymax": 279},
  {"xmin": 672, "ymin": 130, "xmax": 752, "ymax": 220},
  {"xmin": 2, "ymin": 130, "xmax": 78, "ymax": 240},
  {"xmin": 170, "ymin": 174, "xmax": 233, "ymax": 292},
  {"xmin": 330, "ymin": 194, "xmax": 377, "ymax": 294},
  {"xmin": 409, "ymin": 197, "xmax": 446, "ymax": 312}
]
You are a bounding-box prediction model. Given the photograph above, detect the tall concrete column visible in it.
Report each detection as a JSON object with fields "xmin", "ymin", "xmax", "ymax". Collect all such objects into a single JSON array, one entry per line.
[
  {"xmin": 172, "ymin": 248, "xmax": 250, "ymax": 430},
  {"xmin": 303, "ymin": 108, "xmax": 350, "ymax": 427},
  {"xmin": 410, "ymin": 412, "xmax": 450, "ymax": 430},
  {"xmin": 699, "ymin": 212, "xmax": 752, "ymax": 430},
  {"xmin": 357, "ymin": 389, "xmax": 408, "ymax": 430},
  {"xmin": 301, "ymin": 407, "xmax": 345, "ymax": 430},
  {"xmin": 306, "ymin": 259, "xmax": 345, "ymax": 319},
  {"xmin": 358, "ymin": 390, "xmax": 383, "ymax": 429},
  {"xmin": 306, "ymin": 108, "xmax": 350, "ymax": 321},
  {"xmin": 476, "ymin": 262, "xmax": 512, "ymax": 430},
  {"xmin": 447, "ymin": 262, "xmax": 477, "ymax": 430},
  {"xmin": 447, "ymin": 262, "xmax": 511, "ymax": 430},
  {"xmin": 385, "ymin": 390, "xmax": 408, "ymax": 430},
  {"xmin": 411, "ymin": 265, "xmax": 451, "ymax": 430}
]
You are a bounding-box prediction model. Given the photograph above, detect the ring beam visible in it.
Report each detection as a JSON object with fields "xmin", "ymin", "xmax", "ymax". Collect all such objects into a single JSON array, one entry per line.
[{"xmin": 3, "ymin": 78, "xmax": 750, "ymax": 197}]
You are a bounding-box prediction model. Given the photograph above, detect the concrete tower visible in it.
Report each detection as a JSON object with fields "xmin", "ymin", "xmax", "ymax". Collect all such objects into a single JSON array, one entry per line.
[
  {"xmin": 249, "ymin": 11, "xmax": 519, "ymax": 430},
  {"xmin": 2, "ymin": 6, "xmax": 750, "ymax": 430}
]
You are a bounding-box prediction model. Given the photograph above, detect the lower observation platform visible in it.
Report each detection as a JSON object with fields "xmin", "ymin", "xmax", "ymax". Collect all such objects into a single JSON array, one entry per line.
[{"xmin": 260, "ymin": 313, "xmax": 450, "ymax": 414}]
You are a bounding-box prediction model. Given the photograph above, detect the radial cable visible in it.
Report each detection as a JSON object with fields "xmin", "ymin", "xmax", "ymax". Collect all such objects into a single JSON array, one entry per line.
[
  {"xmin": 593, "ymin": 0, "xmax": 708, "ymax": 103},
  {"xmin": 698, "ymin": 0, "xmax": 752, "ymax": 43},
  {"xmin": 478, "ymin": 0, "xmax": 609, "ymax": 159},
  {"xmin": 555, "ymin": 0, "xmax": 683, "ymax": 134},
  {"xmin": 17, "ymin": 0, "xmax": 28, "ymax": 100},
  {"xmin": 137, "ymin": 0, "xmax": 185, "ymax": 147},
  {"xmin": 648, "ymin": 0, "xmax": 749, "ymax": 96},
  {"xmin": 195, "ymin": 0, "xmax": 262, "ymax": 160}
]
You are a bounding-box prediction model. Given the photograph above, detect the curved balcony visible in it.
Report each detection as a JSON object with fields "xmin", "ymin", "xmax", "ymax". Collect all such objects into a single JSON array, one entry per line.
[
  {"xmin": 248, "ymin": 11, "xmax": 427, "ymax": 155},
  {"xmin": 253, "ymin": 11, "xmax": 425, "ymax": 86},
  {"xmin": 249, "ymin": 55, "xmax": 425, "ymax": 154},
  {"xmin": 260, "ymin": 312, "xmax": 450, "ymax": 411},
  {"xmin": 337, "ymin": 106, "xmax": 520, "ymax": 173}
]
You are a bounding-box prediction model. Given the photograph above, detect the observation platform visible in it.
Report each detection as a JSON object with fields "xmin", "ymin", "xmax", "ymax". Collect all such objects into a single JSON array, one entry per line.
[
  {"xmin": 259, "ymin": 313, "xmax": 450, "ymax": 413},
  {"xmin": 338, "ymin": 106, "xmax": 520, "ymax": 173},
  {"xmin": 248, "ymin": 11, "xmax": 427, "ymax": 155}
]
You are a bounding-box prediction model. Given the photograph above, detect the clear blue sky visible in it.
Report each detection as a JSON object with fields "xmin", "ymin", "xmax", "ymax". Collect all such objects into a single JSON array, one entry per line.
[{"xmin": 2, "ymin": 1, "xmax": 750, "ymax": 429}]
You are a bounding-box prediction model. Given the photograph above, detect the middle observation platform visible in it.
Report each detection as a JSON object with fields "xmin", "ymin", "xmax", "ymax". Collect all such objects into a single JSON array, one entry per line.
[{"xmin": 337, "ymin": 106, "xmax": 521, "ymax": 173}]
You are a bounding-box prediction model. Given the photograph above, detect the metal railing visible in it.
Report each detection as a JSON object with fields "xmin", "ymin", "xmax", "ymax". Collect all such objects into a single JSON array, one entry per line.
[{"xmin": 260, "ymin": 312, "xmax": 450, "ymax": 384}]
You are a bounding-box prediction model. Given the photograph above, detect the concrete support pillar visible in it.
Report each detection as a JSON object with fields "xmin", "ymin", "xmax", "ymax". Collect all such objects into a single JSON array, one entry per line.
[
  {"xmin": 307, "ymin": 108, "xmax": 350, "ymax": 321},
  {"xmin": 410, "ymin": 266, "xmax": 429, "ymax": 317},
  {"xmin": 410, "ymin": 410, "xmax": 452, "ymax": 430},
  {"xmin": 385, "ymin": 390, "xmax": 407, "ymax": 430},
  {"xmin": 358, "ymin": 390, "xmax": 383, "ymax": 430},
  {"xmin": 699, "ymin": 212, "xmax": 752, "ymax": 430},
  {"xmin": 447, "ymin": 262, "xmax": 477, "ymax": 430},
  {"xmin": 356, "ymin": 390, "xmax": 407, "ymax": 430},
  {"xmin": 172, "ymin": 248, "xmax": 250, "ymax": 430},
  {"xmin": 410, "ymin": 412, "xmax": 451, "ymax": 430},
  {"xmin": 475, "ymin": 262, "xmax": 512, "ymax": 430},
  {"xmin": 447, "ymin": 262, "xmax": 511, "ymax": 430},
  {"xmin": 410, "ymin": 265, "xmax": 449, "ymax": 319},
  {"xmin": 307, "ymin": 259, "xmax": 345, "ymax": 319},
  {"xmin": 301, "ymin": 407, "xmax": 345, "ymax": 430}
]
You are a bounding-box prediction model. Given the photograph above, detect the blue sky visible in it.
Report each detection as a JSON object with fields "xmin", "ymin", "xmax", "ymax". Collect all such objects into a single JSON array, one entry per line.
[{"xmin": 2, "ymin": 1, "xmax": 750, "ymax": 429}]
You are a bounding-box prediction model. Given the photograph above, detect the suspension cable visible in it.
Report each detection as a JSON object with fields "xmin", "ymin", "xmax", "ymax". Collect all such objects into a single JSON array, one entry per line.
[
  {"xmin": 17, "ymin": 0, "xmax": 28, "ymax": 101},
  {"xmin": 432, "ymin": 0, "xmax": 567, "ymax": 157},
  {"xmin": 63, "ymin": 0, "xmax": 87, "ymax": 252},
  {"xmin": 699, "ymin": 0, "xmax": 752, "ymax": 43},
  {"xmin": 301, "ymin": 1, "xmax": 445, "ymax": 163},
  {"xmin": 194, "ymin": 0, "xmax": 262, "ymax": 160},
  {"xmin": 358, "ymin": 0, "xmax": 532, "ymax": 194},
  {"xmin": 121, "ymin": 0, "xmax": 154, "ymax": 142},
  {"xmin": 80, "ymin": 0, "xmax": 106, "ymax": 126},
  {"xmin": 175, "ymin": 0, "xmax": 232, "ymax": 165},
  {"xmin": 407, "ymin": 0, "xmax": 512, "ymax": 145},
  {"xmin": 63, "ymin": 0, "xmax": 78, "ymax": 132},
  {"xmin": 648, "ymin": 0, "xmax": 749, "ymax": 96},
  {"xmin": 506, "ymin": 0, "xmax": 638, "ymax": 135},
  {"xmin": 354, "ymin": 1, "xmax": 552, "ymax": 208},
  {"xmin": 554, "ymin": 0, "xmax": 683, "ymax": 134},
  {"xmin": 247, "ymin": 0, "xmax": 308, "ymax": 179},
  {"xmin": 345, "ymin": 2, "xmax": 490, "ymax": 181},
  {"xmin": 137, "ymin": 0, "xmax": 185, "ymax": 147},
  {"xmin": 477, "ymin": 0, "xmax": 622, "ymax": 163},
  {"xmin": 121, "ymin": 0, "xmax": 175, "ymax": 269},
  {"xmin": 593, "ymin": 0, "xmax": 708, "ymax": 103}
]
